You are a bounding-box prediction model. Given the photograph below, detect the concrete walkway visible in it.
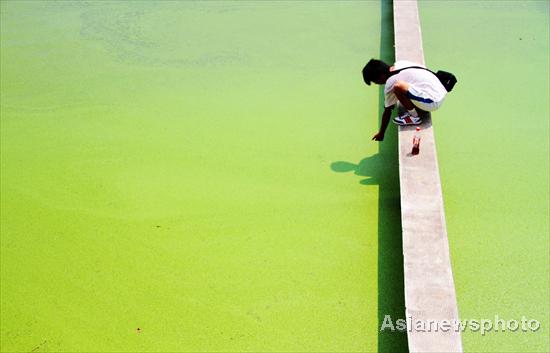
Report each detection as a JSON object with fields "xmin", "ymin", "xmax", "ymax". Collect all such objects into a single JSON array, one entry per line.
[{"xmin": 393, "ymin": 1, "xmax": 463, "ymax": 352}]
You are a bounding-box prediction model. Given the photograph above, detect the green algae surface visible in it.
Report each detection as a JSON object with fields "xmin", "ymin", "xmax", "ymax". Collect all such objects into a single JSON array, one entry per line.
[
  {"xmin": 420, "ymin": 1, "xmax": 550, "ymax": 352},
  {"xmin": 1, "ymin": 1, "xmax": 405, "ymax": 351}
]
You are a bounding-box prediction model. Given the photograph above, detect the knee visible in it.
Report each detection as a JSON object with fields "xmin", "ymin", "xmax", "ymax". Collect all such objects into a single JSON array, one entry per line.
[{"xmin": 393, "ymin": 80, "xmax": 410, "ymax": 94}]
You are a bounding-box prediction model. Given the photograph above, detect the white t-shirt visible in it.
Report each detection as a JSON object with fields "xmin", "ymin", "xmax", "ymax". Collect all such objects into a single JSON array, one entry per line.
[{"xmin": 384, "ymin": 60, "xmax": 447, "ymax": 108}]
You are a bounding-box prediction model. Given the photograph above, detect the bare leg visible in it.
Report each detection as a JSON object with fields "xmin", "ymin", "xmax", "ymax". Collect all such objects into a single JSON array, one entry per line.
[{"xmin": 393, "ymin": 80, "xmax": 415, "ymax": 110}]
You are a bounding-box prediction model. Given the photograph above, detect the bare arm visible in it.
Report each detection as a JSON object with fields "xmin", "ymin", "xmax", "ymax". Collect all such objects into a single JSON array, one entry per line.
[{"xmin": 372, "ymin": 106, "xmax": 394, "ymax": 141}]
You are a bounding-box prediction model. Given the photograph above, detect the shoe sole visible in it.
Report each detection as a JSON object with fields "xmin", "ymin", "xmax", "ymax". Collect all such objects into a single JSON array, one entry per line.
[{"xmin": 393, "ymin": 118, "xmax": 422, "ymax": 126}]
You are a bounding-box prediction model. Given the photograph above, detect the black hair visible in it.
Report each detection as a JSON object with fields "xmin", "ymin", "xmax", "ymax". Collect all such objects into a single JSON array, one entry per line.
[{"xmin": 362, "ymin": 59, "xmax": 390, "ymax": 85}]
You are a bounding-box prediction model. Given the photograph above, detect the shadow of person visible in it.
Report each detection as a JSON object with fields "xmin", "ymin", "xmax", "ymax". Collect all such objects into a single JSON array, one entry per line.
[
  {"xmin": 331, "ymin": 152, "xmax": 394, "ymax": 186},
  {"xmin": 329, "ymin": 0, "xmax": 408, "ymax": 350},
  {"xmin": 332, "ymin": 148, "xmax": 406, "ymax": 353}
]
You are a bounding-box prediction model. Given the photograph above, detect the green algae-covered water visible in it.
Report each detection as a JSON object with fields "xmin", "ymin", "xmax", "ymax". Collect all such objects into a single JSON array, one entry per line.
[
  {"xmin": 420, "ymin": 1, "xmax": 549, "ymax": 352},
  {"xmin": 2, "ymin": 1, "xmax": 548, "ymax": 352},
  {"xmin": 1, "ymin": 1, "xmax": 405, "ymax": 351}
]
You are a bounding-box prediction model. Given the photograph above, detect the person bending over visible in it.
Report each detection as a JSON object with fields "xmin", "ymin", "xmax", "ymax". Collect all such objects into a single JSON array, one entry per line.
[{"xmin": 362, "ymin": 58, "xmax": 447, "ymax": 141}]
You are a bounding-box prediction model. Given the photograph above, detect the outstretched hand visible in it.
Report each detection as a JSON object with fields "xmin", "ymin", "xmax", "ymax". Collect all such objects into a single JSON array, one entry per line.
[{"xmin": 372, "ymin": 132, "xmax": 384, "ymax": 141}]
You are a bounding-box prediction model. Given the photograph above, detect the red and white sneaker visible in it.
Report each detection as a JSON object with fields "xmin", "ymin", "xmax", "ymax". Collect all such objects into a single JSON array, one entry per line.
[{"xmin": 392, "ymin": 114, "xmax": 422, "ymax": 126}]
